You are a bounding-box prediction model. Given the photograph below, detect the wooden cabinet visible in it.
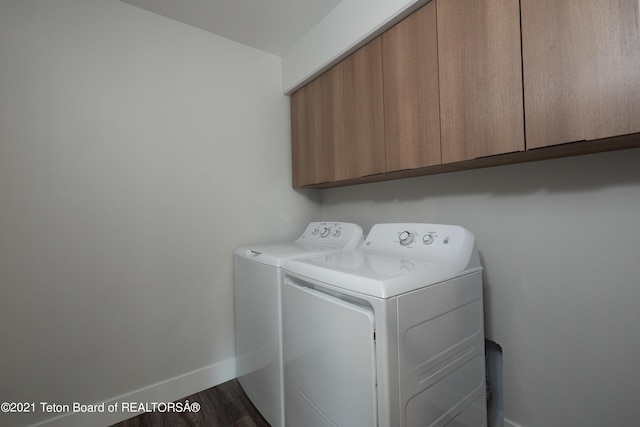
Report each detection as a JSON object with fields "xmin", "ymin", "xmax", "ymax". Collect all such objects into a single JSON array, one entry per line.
[
  {"xmin": 343, "ymin": 37, "xmax": 385, "ymax": 179},
  {"xmin": 438, "ymin": 0, "xmax": 524, "ymax": 163},
  {"xmin": 521, "ymin": 0, "xmax": 640, "ymax": 149},
  {"xmin": 313, "ymin": 64, "xmax": 345, "ymax": 183},
  {"xmin": 290, "ymin": 65, "xmax": 345, "ymax": 187},
  {"xmin": 382, "ymin": 2, "xmax": 440, "ymax": 171},
  {"xmin": 290, "ymin": 83, "xmax": 316, "ymax": 187},
  {"xmin": 291, "ymin": 38, "xmax": 384, "ymax": 186},
  {"xmin": 291, "ymin": 0, "xmax": 640, "ymax": 188}
]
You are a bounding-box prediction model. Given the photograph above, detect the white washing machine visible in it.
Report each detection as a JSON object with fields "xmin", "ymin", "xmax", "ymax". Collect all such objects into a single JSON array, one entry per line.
[
  {"xmin": 233, "ymin": 222, "xmax": 364, "ymax": 427},
  {"xmin": 282, "ymin": 223, "xmax": 487, "ymax": 427}
]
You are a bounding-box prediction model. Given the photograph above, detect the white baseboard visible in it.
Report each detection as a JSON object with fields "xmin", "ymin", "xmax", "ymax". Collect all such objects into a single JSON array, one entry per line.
[{"xmin": 30, "ymin": 357, "xmax": 236, "ymax": 427}]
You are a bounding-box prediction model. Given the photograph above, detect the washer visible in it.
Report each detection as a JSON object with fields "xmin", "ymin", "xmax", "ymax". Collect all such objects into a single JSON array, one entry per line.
[
  {"xmin": 233, "ymin": 222, "xmax": 363, "ymax": 427},
  {"xmin": 282, "ymin": 223, "xmax": 487, "ymax": 427}
]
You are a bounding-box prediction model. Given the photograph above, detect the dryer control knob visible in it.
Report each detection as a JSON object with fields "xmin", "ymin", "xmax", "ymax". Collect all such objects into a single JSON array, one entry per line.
[
  {"xmin": 423, "ymin": 233, "xmax": 435, "ymax": 245},
  {"xmin": 320, "ymin": 227, "xmax": 331, "ymax": 238},
  {"xmin": 399, "ymin": 231, "xmax": 414, "ymax": 246}
]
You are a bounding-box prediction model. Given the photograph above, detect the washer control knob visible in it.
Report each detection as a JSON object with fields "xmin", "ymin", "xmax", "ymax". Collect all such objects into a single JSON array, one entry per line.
[
  {"xmin": 333, "ymin": 229, "xmax": 341, "ymax": 238},
  {"xmin": 399, "ymin": 231, "xmax": 414, "ymax": 246},
  {"xmin": 423, "ymin": 233, "xmax": 435, "ymax": 245},
  {"xmin": 320, "ymin": 227, "xmax": 331, "ymax": 238}
]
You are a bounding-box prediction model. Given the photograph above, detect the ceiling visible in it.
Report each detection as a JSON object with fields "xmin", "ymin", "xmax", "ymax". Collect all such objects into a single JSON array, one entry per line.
[{"xmin": 120, "ymin": 0, "xmax": 343, "ymax": 57}]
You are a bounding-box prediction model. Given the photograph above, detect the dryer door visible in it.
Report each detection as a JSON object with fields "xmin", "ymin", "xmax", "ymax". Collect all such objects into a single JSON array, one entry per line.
[{"xmin": 284, "ymin": 276, "xmax": 377, "ymax": 427}]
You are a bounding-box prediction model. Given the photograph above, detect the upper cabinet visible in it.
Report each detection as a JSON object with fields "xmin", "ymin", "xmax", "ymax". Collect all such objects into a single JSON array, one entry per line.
[
  {"xmin": 313, "ymin": 64, "xmax": 346, "ymax": 183},
  {"xmin": 290, "ymin": 64, "xmax": 346, "ymax": 186},
  {"xmin": 291, "ymin": 0, "xmax": 640, "ymax": 188},
  {"xmin": 438, "ymin": 0, "xmax": 524, "ymax": 163},
  {"xmin": 290, "ymin": 83, "xmax": 316, "ymax": 188},
  {"xmin": 521, "ymin": 0, "xmax": 640, "ymax": 149},
  {"xmin": 382, "ymin": 2, "xmax": 441, "ymax": 171},
  {"xmin": 343, "ymin": 37, "xmax": 386, "ymax": 179}
]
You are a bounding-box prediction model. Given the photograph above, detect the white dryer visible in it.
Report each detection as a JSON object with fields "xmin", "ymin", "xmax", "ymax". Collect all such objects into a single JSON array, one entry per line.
[
  {"xmin": 282, "ymin": 223, "xmax": 487, "ymax": 427},
  {"xmin": 233, "ymin": 222, "xmax": 363, "ymax": 427}
]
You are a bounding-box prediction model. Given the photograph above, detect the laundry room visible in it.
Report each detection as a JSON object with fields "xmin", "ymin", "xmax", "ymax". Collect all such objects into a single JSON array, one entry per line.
[{"xmin": 1, "ymin": 1, "xmax": 639, "ymax": 427}]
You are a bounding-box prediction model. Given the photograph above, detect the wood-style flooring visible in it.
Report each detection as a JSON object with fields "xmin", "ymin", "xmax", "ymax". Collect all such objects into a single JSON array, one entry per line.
[{"xmin": 110, "ymin": 379, "xmax": 270, "ymax": 427}]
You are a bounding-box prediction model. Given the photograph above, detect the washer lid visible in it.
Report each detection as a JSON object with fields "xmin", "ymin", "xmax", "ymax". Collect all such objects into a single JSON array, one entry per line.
[
  {"xmin": 234, "ymin": 242, "xmax": 346, "ymax": 267},
  {"xmin": 284, "ymin": 251, "xmax": 480, "ymax": 298},
  {"xmin": 233, "ymin": 222, "xmax": 364, "ymax": 267},
  {"xmin": 283, "ymin": 223, "xmax": 482, "ymax": 298}
]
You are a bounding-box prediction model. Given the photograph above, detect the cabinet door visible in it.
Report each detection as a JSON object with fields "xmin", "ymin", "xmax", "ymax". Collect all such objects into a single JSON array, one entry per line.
[
  {"xmin": 382, "ymin": 2, "xmax": 441, "ymax": 171},
  {"xmin": 343, "ymin": 37, "xmax": 385, "ymax": 179},
  {"xmin": 313, "ymin": 64, "xmax": 345, "ymax": 183},
  {"xmin": 438, "ymin": 0, "xmax": 524, "ymax": 163},
  {"xmin": 521, "ymin": 0, "xmax": 640, "ymax": 149},
  {"xmin": 290, "ymin": 83, "xmax": 316, "ymax": 187}
]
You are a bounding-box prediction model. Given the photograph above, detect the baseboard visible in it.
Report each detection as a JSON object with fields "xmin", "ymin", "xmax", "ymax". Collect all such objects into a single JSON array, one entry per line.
[{"xmin": 30, "ymin": 357, "xmax": 236, "ymax": 427}]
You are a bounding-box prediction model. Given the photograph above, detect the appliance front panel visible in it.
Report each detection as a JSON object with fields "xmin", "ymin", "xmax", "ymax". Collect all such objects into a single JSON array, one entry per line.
[{"xmin": 284, "ymin": 278, "xmax": 377, "ymax": 427}]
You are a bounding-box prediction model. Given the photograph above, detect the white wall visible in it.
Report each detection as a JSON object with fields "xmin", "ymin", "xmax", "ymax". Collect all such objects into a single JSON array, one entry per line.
[
  {"xmin": 320, "ymin": 148, "xmax": 640, "ymax": 427},
  {"xmin": 0, "ymin": 1, "xmax": 319, "ymax": 426}
]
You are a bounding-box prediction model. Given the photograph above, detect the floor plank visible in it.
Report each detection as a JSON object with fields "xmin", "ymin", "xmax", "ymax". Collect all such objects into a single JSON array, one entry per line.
[{"xmin": 110, "ymin": 379, "xmax": 270, "ymax": 427}]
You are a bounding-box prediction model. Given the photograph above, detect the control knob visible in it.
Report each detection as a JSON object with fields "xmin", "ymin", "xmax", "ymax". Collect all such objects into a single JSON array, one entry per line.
[
  {"xmin": 320, "ymin": 227, "xmax": 331, "ymax": 238},
  {"xmin": 399, "ymin": 231, "xmax": 414, "ymax": 246},
  {"xmin": 423, "ymin": 233, "xmax": 435, "ymax": 245}
]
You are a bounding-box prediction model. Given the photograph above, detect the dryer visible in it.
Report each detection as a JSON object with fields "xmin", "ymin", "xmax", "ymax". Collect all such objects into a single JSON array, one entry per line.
[
  {"xmin": 282, "ymin": 223, "xmax": 487, "ymax": 427},
  {"xmin": 233, "ymin": 222, "xmax": 363, "ymax": 427}
]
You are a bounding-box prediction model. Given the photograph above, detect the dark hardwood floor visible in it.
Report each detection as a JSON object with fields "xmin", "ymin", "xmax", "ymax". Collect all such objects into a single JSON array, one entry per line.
[{"xmin": 110, "ymin": 379, "xmax": 270, "ymax": 427}]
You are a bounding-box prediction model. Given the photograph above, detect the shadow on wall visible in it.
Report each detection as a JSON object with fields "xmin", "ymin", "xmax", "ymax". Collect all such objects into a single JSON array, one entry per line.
[
  {"xmin": 485, "ymin": 339, "xmax": 504, "ymax": 427},
  {"xmin": 321, "ymin": 148, "xmax": 640, "ymax": 205}
]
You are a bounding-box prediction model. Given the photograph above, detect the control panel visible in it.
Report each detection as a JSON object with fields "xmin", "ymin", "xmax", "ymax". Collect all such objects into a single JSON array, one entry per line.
[
  {"xmin": 362, "ymin": 223, "xmax": 475, "ymax": 263},
  {"xmin": 296, "ymin": 222, "xmax": 364, "ymax": 249},
  {"xmin": 396, "ymin": 228, "xmax": 443, "ymax": 247}
]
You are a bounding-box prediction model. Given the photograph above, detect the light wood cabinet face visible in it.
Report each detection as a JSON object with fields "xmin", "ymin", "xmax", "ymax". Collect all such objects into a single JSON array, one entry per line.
[
  {"xmin": 382, "ymin": 2, "xmax": 441, "ymax": 172},
  {"xmin": 521, "ymin": 0, "xmax": 640, "ymax": 149},
  {"xmin": 290, "ymin": 0, "xmax": 640, "ymax": 188},
  {"xmin": 438, "ymin": 0, "xmax": 525, "ymax": 163},
  {"xmin": 313, "ymin": 64, "xmax": 346, "ymax": 183},
  {"xmin": 290, "ymin": 84, "xmax": 316, "ymax": 187},
  {"xmin": 343, "ymin": 37, "xmax": 385, "ymax": 179}
]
